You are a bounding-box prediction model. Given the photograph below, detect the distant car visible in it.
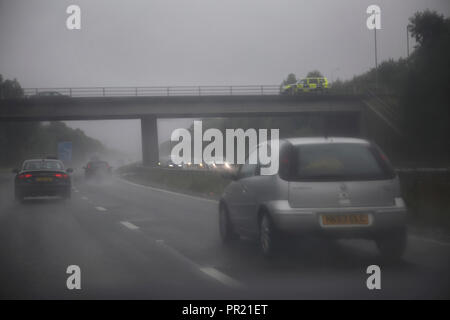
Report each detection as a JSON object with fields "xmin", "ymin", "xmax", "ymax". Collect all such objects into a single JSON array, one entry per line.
[
  {"xmin": 30, "ymin": 91, "xmax": 70, "ymax": 98},
  {"xmin": 219, "ymin": 137, "xmax": 407, "ymax": 260},
  {"xmin": 84, "ymin": 160, "xmax": 112, "ymax": 180},
  {"xmin": 13, "ymin": 159, "xmax": 73, "ymax": 201},
  {"xmin": 280, "ymin": 83, "xmax": 297, "ymax": 95},
  {"xmin": 280, "ymin": 77, "xmax": 329, "ymax": 95},
  {"xmin": 164, "ymin": 160, "xmax": 183, "ymax": 168},
  {"xmin": 296, "ymin": 77, "xmax": 329, "ymax": 93}
]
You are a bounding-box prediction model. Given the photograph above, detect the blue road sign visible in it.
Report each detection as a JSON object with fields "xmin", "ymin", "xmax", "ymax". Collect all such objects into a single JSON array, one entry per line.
[{"xmin": 58, "ymin": 142, "xmax": 72, "ymax": 162}]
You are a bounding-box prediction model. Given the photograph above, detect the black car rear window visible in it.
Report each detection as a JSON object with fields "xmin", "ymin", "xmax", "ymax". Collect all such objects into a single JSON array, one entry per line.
[
  {"xmin": 88, "ymin": 161, "xmax": 108, "ymax": 168},
  {"xmin": 23, "ymin": 160, "xmax": 64, "ymax": 171},
  {"xmin": 280, "ymin": 143, "xmax": 395, "ymax": 181}
]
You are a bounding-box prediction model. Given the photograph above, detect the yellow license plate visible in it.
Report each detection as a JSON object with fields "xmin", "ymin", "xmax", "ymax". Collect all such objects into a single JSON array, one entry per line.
[
  {"xmin": 36, "ymin": 177, "xmax": 53, "ymax": 182},
  {"xmin": 321, "ymin": 214, "xmax": 369, "ymax": 226}
]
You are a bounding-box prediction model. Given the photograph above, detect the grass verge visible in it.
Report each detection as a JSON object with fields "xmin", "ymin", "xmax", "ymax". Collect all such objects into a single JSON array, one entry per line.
[{"xmin": 117, "ymin": 164, "xmax": 450, "ymax": 237}]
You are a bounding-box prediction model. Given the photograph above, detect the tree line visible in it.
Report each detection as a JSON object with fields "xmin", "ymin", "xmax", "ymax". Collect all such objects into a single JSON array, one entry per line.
[
  {"xmin": 281, "ymin": 10, "xmax": 450, "ymax": 163},
  {"xmin": 0, "ymin": 77, "xmax": 108, "ymax": 167}
]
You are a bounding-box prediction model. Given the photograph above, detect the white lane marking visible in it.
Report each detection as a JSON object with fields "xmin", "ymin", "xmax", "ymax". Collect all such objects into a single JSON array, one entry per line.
[
  {"xmin": 409, "ymin": 235, "xmax": 450, "ymax": 247},
  {"xmin": 200, "ymin": 267, "xmax": 242, "ymax": 289},
  {"xmin": 95, "ymin": 206, "xmax": 107, "ymax": 212},
  {"xmin": 81, "ymin": 196, "xmax": 88, "ymax": 200},
  {"xmin": 117, "ymin": 178, "xmax": 218, "ymax": 204},
  {"xmin": 120, "ymin": 221, "xmax": 139, "ymax": 230},
  {"xmin": 74, "ymin": 190, "xmax": 79, "ymax": 193},
  {"xmin": 153, "ymin": 239, "xmax": 243, "ymax": 289}
]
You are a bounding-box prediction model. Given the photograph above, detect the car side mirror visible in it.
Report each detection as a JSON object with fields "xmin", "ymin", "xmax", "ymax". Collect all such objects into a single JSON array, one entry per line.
[
  {"xmin": 66, "ymin": 168, "xmax": 74, "ymax": 173},
  {"xmin": 12, "ymin": 168, "xmax": 19, "ymax": 174}
]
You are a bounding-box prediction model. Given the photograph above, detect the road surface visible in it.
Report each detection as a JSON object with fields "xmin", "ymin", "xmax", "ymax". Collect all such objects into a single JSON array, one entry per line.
[{"xmin": 0, "ymin": 172, "xmax": 449, "ymax": 299}]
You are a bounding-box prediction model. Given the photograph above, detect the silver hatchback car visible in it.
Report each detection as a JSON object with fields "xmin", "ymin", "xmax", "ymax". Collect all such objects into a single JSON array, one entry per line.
[{"xmin": 219, "ymin": 137, "xmax": 407, "ymax": 259}]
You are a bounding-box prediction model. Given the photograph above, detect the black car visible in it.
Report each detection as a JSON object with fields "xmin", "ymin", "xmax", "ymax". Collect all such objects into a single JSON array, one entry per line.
[
  {"xmin": 13, "ymin": 159, "xmax": 73, "ymax": 202},
  {"xmin": 84, "ymin": 160, "xmax": 112, "ymax": 180}
]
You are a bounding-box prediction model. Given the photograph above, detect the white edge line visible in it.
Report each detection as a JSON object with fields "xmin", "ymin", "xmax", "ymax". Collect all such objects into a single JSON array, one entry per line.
[
  {"xmin": 409, "ymin": 235, "xmax": 450, "ymax": 247},
  {"xmin": 95, "ymin": 206, "xmax": 107, "ymax": 212},
  {"xmin": 120, "ymin": 221, "xmax": 139, "ymax": 230},
  {"xmin": 154, "ymin": 240, "xmax": 243, "ymax": 289},
  {"xmin": 200, "ymin": 267, "xmax": 243, "ymax": 289},
  {"xmin": 117, "ymin": 177, "xmax": 218, "ymax": 204}
]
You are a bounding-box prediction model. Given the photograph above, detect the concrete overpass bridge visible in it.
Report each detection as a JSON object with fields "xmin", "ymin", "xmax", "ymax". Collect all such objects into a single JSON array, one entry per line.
[{"xmin": 1, "ymin": 86, "xmax": 394, "ymax": 166}]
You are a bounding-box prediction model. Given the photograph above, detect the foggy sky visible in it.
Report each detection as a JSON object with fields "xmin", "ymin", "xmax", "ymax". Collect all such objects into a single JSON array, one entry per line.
[{"xmin": 1, "ymin": 0, "xmax": 449, "ymax": 158}]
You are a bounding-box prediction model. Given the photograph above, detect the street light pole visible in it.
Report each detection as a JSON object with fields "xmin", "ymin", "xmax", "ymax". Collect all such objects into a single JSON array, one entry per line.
[
  {"xmin": 406, "ymin": 25, "xmax": 410, "ymax": 58},
  {"xmin": 374, "ymin": 27, "xmax": 378, "ymax": 91}
]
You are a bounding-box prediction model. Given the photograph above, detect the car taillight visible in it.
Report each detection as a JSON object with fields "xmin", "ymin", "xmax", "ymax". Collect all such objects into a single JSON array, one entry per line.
[
  {"xmin": 54, "ymin": 173, "xmax": 69, "ymax": 178},
  {"xmin": 18, "ymin": 174, "xmax": 32, "ymax": 179}
]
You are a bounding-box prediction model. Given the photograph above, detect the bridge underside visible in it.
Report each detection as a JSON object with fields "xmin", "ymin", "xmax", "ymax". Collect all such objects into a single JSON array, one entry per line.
[{"xmin": 0, "ymin": 95, "xmax": 366, "ymax": 166}]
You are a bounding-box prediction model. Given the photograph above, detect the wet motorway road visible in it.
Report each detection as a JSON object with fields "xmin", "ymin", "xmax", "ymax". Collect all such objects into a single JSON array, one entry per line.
[{"xmin": 0, "ymin": 173, "xmax": 449, "ymax": 299}]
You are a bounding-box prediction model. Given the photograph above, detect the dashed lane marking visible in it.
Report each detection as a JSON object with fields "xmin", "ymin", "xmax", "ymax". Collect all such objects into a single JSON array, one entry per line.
[
  {"xmin": 199, "ymin": 267, "xmax": 243, "ymax": 289},
  {"xmin": 120, "ymin": 221, "xmax": 139, "ymax": 230}
]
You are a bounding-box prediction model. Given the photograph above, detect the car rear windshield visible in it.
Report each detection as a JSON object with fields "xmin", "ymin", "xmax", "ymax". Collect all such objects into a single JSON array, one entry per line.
[
  {"xmin": 89, "ymin": 161, "xmax": 108, "ymax": 168},
  {"xmin": 23, "ymin": 160, "xmax": 64, "ymax": 171},
  {"xmin": 283, "ymin": 143, "xmax": 395, "ymax": 181}
]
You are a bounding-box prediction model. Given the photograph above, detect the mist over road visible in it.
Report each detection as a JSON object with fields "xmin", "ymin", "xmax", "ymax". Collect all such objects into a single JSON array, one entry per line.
[{"xmin": 0, "ymin": 172, "xmax": 449, "ymax": 299}]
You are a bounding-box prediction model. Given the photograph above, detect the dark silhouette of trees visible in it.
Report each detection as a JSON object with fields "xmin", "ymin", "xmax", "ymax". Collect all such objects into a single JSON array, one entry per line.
[
  {"xmin": 0, "ymin": 75, "xmax": 109, "ymax": 167},
  {"xmin": 403, "ymin": 10, "xmax": 450, "ymax": 159},
  {"xmin": 0, "ymin": 75, "xmax": 24, "ymax": 99},
  {"xmin": 306, "ymin": 70, "xmax": 323, "ymax": 78},
  {"xmin": 318, "ymin": 10, "xmax": 449, "ymax": 162},
  {"xmin": 281, "ymin": 73, "xmax": 297, "ymax": 86}
]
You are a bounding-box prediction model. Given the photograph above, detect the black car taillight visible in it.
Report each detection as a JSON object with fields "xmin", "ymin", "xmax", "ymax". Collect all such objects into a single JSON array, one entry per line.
[
  {"xmin": 18, "ymin": 174, "xmax": 32, "ymax": 179},
  {"xmin": 54, "ymin": 173, "xmax": 69, "ymax": 179}
]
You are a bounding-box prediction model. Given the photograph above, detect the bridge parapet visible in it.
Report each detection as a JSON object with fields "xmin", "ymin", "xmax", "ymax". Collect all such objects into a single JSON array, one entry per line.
[{"xmin": 22, "ymin": 85, "xmax": 284, "ymax": 98}]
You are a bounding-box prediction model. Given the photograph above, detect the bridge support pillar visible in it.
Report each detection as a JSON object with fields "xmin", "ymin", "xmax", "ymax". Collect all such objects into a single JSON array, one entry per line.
[{"xmin": 141, "ymin": 116, "xmax": 159, "ymax": 167}]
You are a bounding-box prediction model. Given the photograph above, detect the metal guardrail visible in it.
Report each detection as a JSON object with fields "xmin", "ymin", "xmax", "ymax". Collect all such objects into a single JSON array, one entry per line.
[{"xmin": 22, "ymin": 85, "xmax": 283, "ymax": 98}]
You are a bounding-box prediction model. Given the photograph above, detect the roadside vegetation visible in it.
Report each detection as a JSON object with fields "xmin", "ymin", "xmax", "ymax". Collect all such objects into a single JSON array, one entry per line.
[
  {"xmin": 125, "ymin": 10, "xmax": 450, "ymax": 235},
  {"xmin": 316, "ymin": 11, "xmax": 449, "ymax": 164},
  {"xmin": 0, "ymin": 76, "xmax": 111, "ymax": 168},
  {"xmin": 117, "ymin": 164, "xmax": 229, "ymax": 200}
]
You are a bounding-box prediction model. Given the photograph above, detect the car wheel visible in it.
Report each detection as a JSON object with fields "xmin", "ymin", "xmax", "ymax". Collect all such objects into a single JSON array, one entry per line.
[
  {"xmin": 259, "ymin": 213, "xmax": 279, "ymax": 258},
  {"xmin": 219, "ymin": 204, "xmax": 238, "ymax": 244},
  {"xmin": 375, "ymin": 228, "xmax": 407, "ymax": 261}
]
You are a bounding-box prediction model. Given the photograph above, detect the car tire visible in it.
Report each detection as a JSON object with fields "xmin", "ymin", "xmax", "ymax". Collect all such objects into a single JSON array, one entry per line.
[
  {"xmin": 219, "ymin": 204, "xmax": 238, "ymax": 245},
  {"xmin": 375, "ymin": 228, "xmax": 407, "ymax": 261},
  {"xmin": 259, "ymin": 213, "xmax": 279, "ymax": 258}
]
